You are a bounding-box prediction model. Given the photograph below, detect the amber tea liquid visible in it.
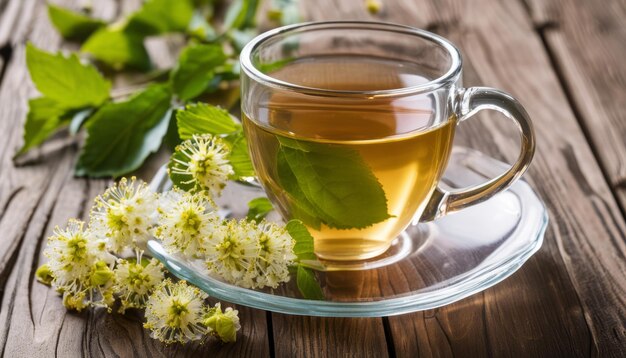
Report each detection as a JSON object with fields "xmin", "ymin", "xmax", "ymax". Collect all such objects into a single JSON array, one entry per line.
[{"xmin": 244, "ymin": 56, "xmax": 455, "ymax": 261}]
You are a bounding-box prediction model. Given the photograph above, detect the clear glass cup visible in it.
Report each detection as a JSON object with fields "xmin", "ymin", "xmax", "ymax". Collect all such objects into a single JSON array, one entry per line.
[{"xmin": 240, "ymin": 21, "xmax": 535, "ymax": 262}]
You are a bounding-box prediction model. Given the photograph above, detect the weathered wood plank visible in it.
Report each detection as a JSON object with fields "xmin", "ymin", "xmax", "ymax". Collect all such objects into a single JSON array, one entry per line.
[
  {"xmin": 370, "ymin": 0, "xmax": 626, "ymax": 356},
  {"xmin": 272, "ymin": 315, "xmax": 389, "ymax": 358},
  {"xmin": 0, "ymin": 0, "xmax": 270, "ymax": 357},
  {"xmin": 525, "ymin": 0, "xmax": 626, "ymax": 212}
]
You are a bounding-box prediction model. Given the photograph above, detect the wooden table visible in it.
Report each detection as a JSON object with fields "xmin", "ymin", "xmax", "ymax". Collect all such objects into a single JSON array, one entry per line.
[{"xmin": 0, "ymin": 0, "xmax": 624, "ymax": 356}]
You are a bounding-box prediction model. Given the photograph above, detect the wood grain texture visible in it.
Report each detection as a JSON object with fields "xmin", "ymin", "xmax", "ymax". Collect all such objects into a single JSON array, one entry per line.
[
  {"xmin": 370, "ymin": 0, "xmax": 626, "ymax": 356},
  {"xmin": 0, "ymin": 0, "xmax": 625, "ymax": 357},
  {"xmin": 0, "ymin": 0, "xmax": 270, "ymax": 357},
  {"xmin": 524, "ymin": 0, "xmax": 626, "ymax": 213}
]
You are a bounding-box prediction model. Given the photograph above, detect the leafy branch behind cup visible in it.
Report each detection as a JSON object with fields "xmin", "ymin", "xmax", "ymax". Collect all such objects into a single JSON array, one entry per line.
[{"xmin": 14, "ymin": 0, "xmax": 299, "ymax": 177}]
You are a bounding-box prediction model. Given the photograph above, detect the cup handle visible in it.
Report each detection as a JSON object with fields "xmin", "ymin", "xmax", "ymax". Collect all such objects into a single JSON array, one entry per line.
[{"xmin": 421, "ymin": 87, "xmax": 536, "ymax": 222}]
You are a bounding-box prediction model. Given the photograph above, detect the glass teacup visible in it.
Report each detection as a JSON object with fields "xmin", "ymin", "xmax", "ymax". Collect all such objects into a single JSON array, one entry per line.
[{"xmin": 240, "ymin": 22, "xmax": 535, "ymax": 261}]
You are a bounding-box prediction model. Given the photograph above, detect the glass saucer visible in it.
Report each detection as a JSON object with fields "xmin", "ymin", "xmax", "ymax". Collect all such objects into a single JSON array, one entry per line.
[{"xmin": 147, "ymin": 147, "xmax": 548, "ymax": 317}]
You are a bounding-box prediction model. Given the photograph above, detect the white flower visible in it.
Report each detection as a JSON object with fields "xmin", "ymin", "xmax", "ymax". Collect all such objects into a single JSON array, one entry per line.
[
  {"xmin": 144, "ymin": 279, "xmax": 208, "ymax": 344},
  {"xmin": 90, "ymin": 177, "xmax": 157, "ymax": 254},
  {"xmin": 204, "ymin": 302, "xmax": 241, "ymax": 343},
  {"xmin": 43, "ymin": 219, "xmax": 115, "ymax": 311},
  {"xmin": 204, "ymin": 220, "xmax": 260, "ymax": 288},
  {"xmin": 253, "ymin": 220, "xmax": 296, "ymax": 288},
  {"xmin": 113, "ymin": 252, "xmax": 165, "ymax": 313},
  {"xmin": 154, "ymin": 188, "xmax": 219, "ymax": 258},
  {"xmin": 169, "ymin": 134, "xmax": 234, "ymax": 197}
]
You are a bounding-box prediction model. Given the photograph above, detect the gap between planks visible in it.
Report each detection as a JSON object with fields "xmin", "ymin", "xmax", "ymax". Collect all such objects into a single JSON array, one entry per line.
[{"xmin": 532, "ymin": 20, "xmax": 626, "ymax": 222}]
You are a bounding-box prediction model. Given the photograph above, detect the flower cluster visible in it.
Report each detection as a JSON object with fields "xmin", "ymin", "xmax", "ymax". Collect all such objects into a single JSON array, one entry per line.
[
  {"xmin": 169, "ymin": 134, "xmax": 234, "ymax": 197},
  {"xmin": 36, "ymin": 176, "xmax": 247, "ymax": 345},
  {"xmin": 36, "ymin": 147, "xmax": 303, "ymax": 345},
  {"xmin": 90, "ymin": 177, "xmax": 157, "ymax": 254},
  {"xmin": 154, "ymin": 188, "xmax": 219, "ymax": 258},
  {"xmin": 42, "ymin": 219, "xmax": 115, "ymax": 311},
  {"xmin": 203, "ymin": 219, "xmax": 296, "ymax": 289},
  {"xmin": 113, "ymin": 252, "xmax": 165, "ymax": 314},
  {"xmin": 143, "ymin": 279, "xmax": 240, "ymax": 344}
]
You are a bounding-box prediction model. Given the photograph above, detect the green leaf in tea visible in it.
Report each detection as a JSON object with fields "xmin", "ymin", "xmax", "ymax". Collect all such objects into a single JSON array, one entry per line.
[
  {"xmin": 25, "ymin": 44, "xmax": 110, "ymax": 109},
  {"xmin": 16, "ymin": 98, "xmax": 68, "ymax": 156},
  {"xmin": 47, "ymin": 4, "xmax": 106, "ymax": 41},
  {"xmin": 246, "ymin": 197, "xmax": 273, "ymax": 222},
  {"xmin": 296, "ymin": 265, "xmax": 324, "ymax": 300},
  {"xmin": 171, "ymin": 44, "xmax": 227, "ymax": 101},
  {"xmin": 177, "ymin": 103, "xmax": 240, "ymax": 140},
  {"xmin": 126, "ymin": 0, "xmax": 195, "ymax": 36},
  {"xmin": 76, "ymin": 84, "xmax": 172, "ymax": 177},
  {"xmin": 228, "ymin": 134, "xmax": 255, "ymax": 179},
  {"xmin": 224, "ymin": 0, "xmax": 260, "ymax": 30},
  {"xmin": 277, "ymin": 152, "xmax": 323, "ymax": 229},
  {"xmin": 81, "ymin": 28, "xmax": 151, "ymax": 71},
  {"xmin": 277, "ymin": 138, "xmax": 392, "ymax": 229}
]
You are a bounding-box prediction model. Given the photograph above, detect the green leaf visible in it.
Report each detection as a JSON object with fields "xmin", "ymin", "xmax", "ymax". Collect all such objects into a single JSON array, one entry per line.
[
  {"xmin": 164, "ymin": 109, "xmax": 182, "ymax": 149},
  {"xmin": 16, "ymin": 97, "xmax": 68, "ymax": 156},
  {"xmin": 81, "ymin": 28, "xmax": 150, "ymax": 71},
  {"xmin": 187, "ymin": 11, "xmax": 218, "ymax": 41},
  {"xmin": 126, "ymin": 0, "xmax": 194, "ymax": 36},
  {"xmin": 47, "ymin": 4, "xmax": 106, "ymax": 41},
  {"xmin": 176, "ymin": 103, "xmax": 240, "ymax": 140},
  {"xmin": 257, "ymin": 57, "xmax": 294, "ymax": 74},
  {"xmin": 228, "ymin": 134, "xmax": 255, "ymax": 179},
  {"xmin": 171, "ymin": 44, "xmax": 227, "ymax": 101},
  {"xmin": 167, "ymin": 149, "xmax": 195, "ymax": 191},
  {"xmin": 296, "ymin": 265, "xmax": 324, "ymax": 300},
  {"xmin": 68, "ymin": 108, "xmax": 94, "ymax": 135},
  {"xmin": 76, "ymin": 84, "xmax": 172, "ymax": 177},
  {"xmin": 267, "ymin": 0, "xmax": 301, "ymax": 25},
  {"xmin": 246, "ymin": 197, "xmax": 273, "ymax": 222},
  {"xmin": 25, "ymin": 43, "xmax": 110, "ymax": 109},
  {"xmin": 285, "ymin": 220, "xmax": 318, "ymax": 261},
  {"xmin": 277, "ymin": 138, "xmax": 392, "ymax": 229},
  {"xmin": 224, "ymin": 0, "xmax": 260, "ymax": 30},
  {"xmin": 228, "ymin": 28, "xmax": 258, "ymax": 53},
  {"xmin": 277, "ymin": 150, "xmax": 322, "ymax": 229}
]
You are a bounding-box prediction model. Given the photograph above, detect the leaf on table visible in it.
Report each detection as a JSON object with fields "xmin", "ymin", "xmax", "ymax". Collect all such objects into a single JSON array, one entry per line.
[
  {"xmin": 224, "ymin": 0, "xmax": 261, "ymax": 30},
  {"xmin": 228, "ymin": 28, "xmax": 258, "ymax": 53},
  {"xmin": 228, "ymin": 134, "xmax": 255, "ymax": 179},
  {"xmin": 68, "ymin": 108, "xmax": 94, "ymax": 135},
  {"xmin": 125, "ymin": 0, "xmax": 194, "ymax": 36},
  {"xmin": 267, "ymin": 0, "xmax": 301, "ymax": 26},
  {"xmin": 187, "ymin": 11, "xmax": 218, "ymax": 42},
  {"xmin": 296, "ymin": 265, "xmax": 324, "ymax": 300},
  {"xmin": 163, "ymin": 109, "xmax": 182, "ymax": 149},
  {"xmin": 177, "ymin": 103, "xmax": 240, "ymax": 140},
  {"xmin": 285, "ymin": 219, "xmax": 319, "ymax": 261},
  {"xmin": 76, "ymin": 84, "xmax": 172, "ymax": 177},
  {"xmin": 277, "ymin": 138, "xmax": 392, "ymax": 229},
  {"xmin": 246, "ymin": 197, "xmax": 273, "ymax": 222},
  {"xmin": 16, "ymin": 97, "xmax": 69, "ymax": 156},
  {"xmin": 171, "ymin": 44, "xmax": 227, "ymax": 101},
  {"xmin": 167, "ymin": 149, "xmax": 196, "ymax": 192},
  {"xmin": 257, "ymin": 57, "xmax": 294, "ymax": 74},
  {"xmin": 81, "ymin": 28, "xmax": 151, "ymax": 71},
  {"xmin": 26, "ymin": 43, "xmax": 110, "ymax": 109},
  {"xmin": 47, "ymin": 4, "xmax": 106, "ymax": 41}
]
